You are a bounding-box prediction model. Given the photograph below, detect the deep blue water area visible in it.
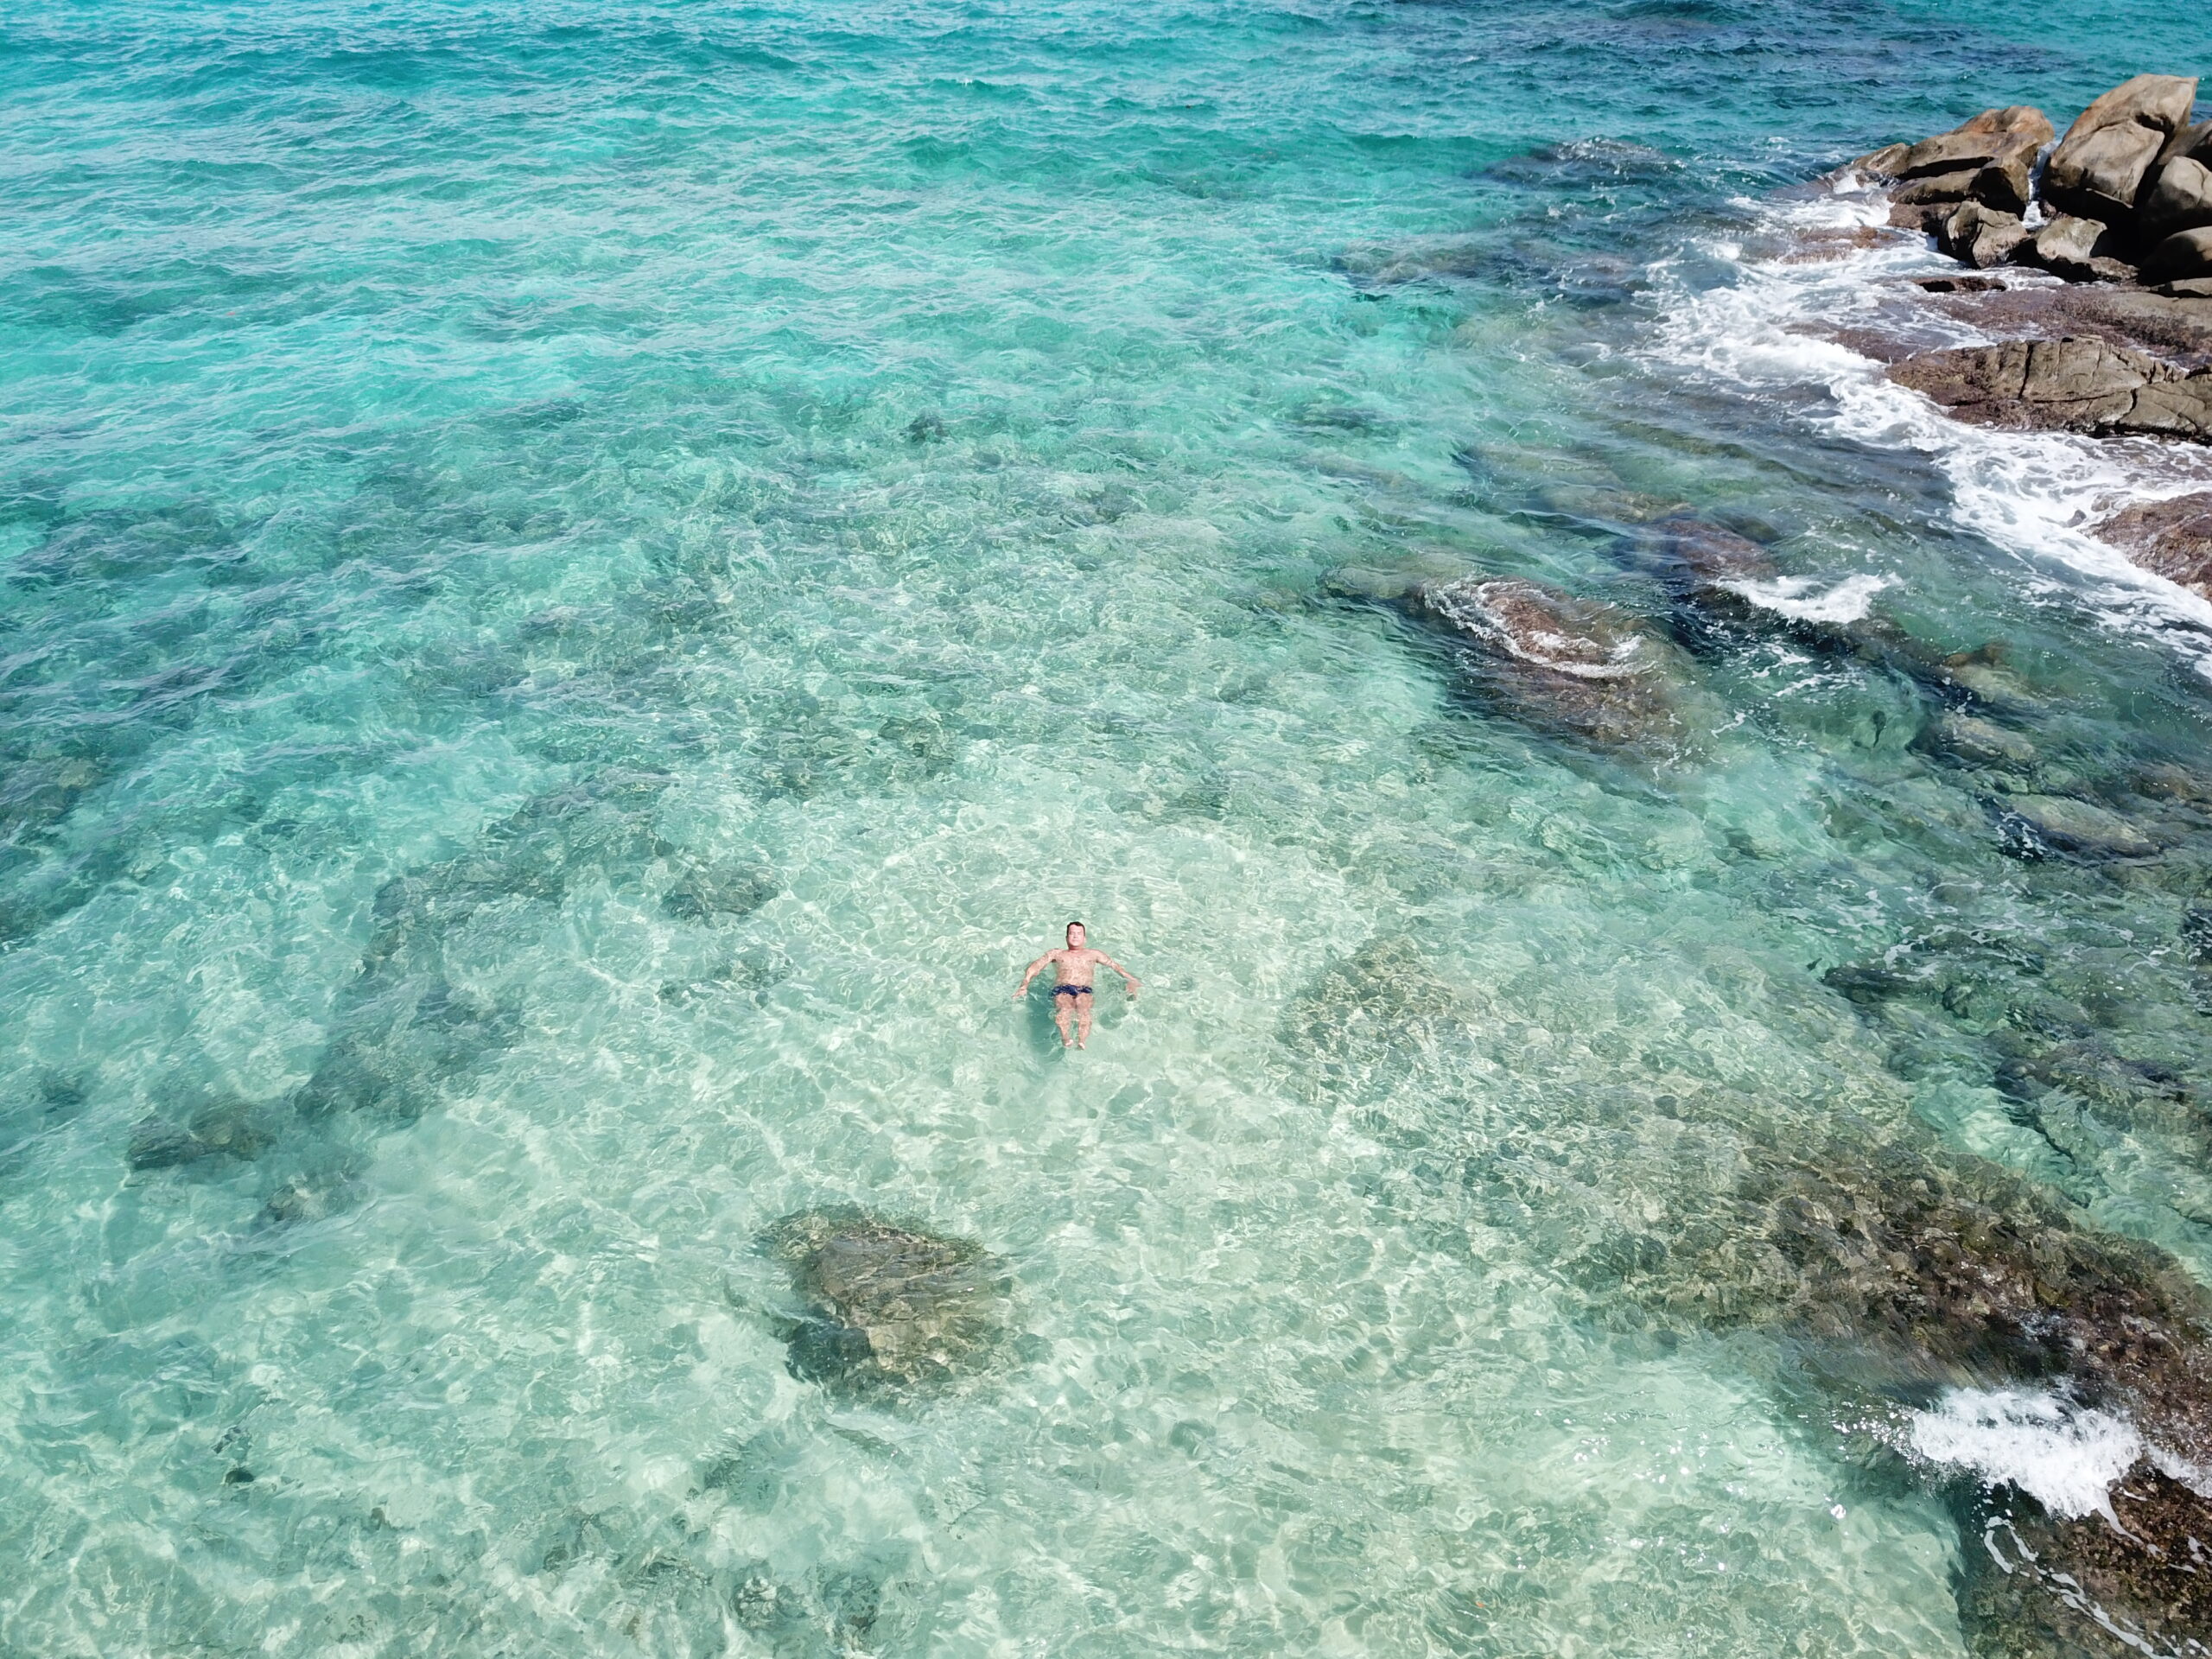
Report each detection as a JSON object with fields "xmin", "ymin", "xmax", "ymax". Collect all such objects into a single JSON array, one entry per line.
[{"xmin": 8, "ymin": 2, "xmax": 2212, "ymax": 1654}]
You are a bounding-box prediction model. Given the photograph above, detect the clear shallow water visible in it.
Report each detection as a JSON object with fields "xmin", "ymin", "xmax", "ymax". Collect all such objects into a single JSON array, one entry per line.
[{"xmin": 8, "ymin": 2, "xmax": 2212, "ymax": 1654}]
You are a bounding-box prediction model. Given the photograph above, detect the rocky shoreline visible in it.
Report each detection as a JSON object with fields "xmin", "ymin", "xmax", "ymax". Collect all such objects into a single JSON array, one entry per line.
[{"xmin": 1833, "ymin": 74, "xmax": 2212, "ymax": 601}]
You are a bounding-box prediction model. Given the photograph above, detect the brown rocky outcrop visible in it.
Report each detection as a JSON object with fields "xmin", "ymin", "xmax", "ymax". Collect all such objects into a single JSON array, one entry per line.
[
  {"xmin": 2158, "ymin": 118, "xmax": 2212, "ymax": 172},
  {"xmin": 1875, "ymin": 106, "xmax": 2056, "ymax": 218},
  {"xmin": 2146, "ymin": 224, "xmax": 2212, "ymax": 281},
  {"xmin": 1898, "ymin": 107, "xmax": 2056, "ymax": 175},
  {"xmin": 1859, "ymin": 78, "xmax": 2210, "ymax": 287},
  {"xmin": 2024, "ymin": 213, "xmax": 2128, "ymax": 281},
  {"xmin": 2141, "ymin": 155, "xmax": 2212, "ymax": 238},
  {"xmin": 1912, "ymin": 282, "xmax": 2212, "ymax": 367},
  {"xmin": 1887, "ymin": 337, "xmax": 2212, "ymax": 439},
  {"xmin": 2096, "ymin": 492, "xmax": 2212, "ymax": 597},
  {"xmin": 2042, "ymin": 74, "xmax": 2199, "ymax": 223},
  {"xmin": 1937, "ymin": 200, "xmax": 2029, "ymax": 269}
]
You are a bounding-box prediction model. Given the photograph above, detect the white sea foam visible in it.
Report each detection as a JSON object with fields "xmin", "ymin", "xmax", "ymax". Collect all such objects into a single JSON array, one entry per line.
[
  {"xmin": 1723, "ymin": 572, "xmax": 1892, "ymax": 623},
  {"xmin": 1906, "ymin": 1389, "xmax": 2142, "ymax": 1520},
  {"xmin": 1643, "ymin": 188, "xmax": 2212, "ymax": 671}
]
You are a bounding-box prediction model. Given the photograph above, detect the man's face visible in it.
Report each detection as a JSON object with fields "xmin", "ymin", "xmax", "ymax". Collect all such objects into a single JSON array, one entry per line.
[{"xmin": 1067, "ymin": 925, "xmax": 1085, "ymax": 948}]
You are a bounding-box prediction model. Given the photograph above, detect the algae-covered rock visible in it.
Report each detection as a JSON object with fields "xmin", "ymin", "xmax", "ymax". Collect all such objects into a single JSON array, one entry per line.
[
  {"xmin": 763, "ymin": 1210, "xmax": 1010, "ymax": 1393},
  {"xmin": 1406, "ymin": 575, "xmax": 1699, "ymax": 753},
  {"xmin": 126, "ymin": 1100, "xmax": 278, "ymax": 1171},
  {"xmin": 1996, "ymin": 793, "xmax": 2158, "ymax": 859},
  {"xmin": 660, "ymin": 860, "xmax": 779, "ymax": 922},
  {"xmin": 1958, "ymin": 1468, "xmax": 2212, "ymax": 1659},
  {"xmin": 1996, "ymin": 1039, "xmax": 2208, "ymax": 1156},
  {"xmin": 1276, "ymin": 937, "xmax": 1463, "ymax": 1100},
  {"xmin": 1922, "ymin": 712, "xmax": 2037, "ymax": 769}
]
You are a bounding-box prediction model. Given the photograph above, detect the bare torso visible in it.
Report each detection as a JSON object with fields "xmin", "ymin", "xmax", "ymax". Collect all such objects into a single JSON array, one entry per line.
[{"xmin": 1042, "ymin": 946, "xmax": 1110, "ymax": 989}]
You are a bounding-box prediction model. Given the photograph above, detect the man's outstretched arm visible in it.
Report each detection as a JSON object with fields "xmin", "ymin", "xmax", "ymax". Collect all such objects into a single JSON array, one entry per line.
[
  {"xmin": 1015, "ymin": 952, "xmax": 1056, "ymax": 999},
  {"xmin": 1097, "ymin": 955, "xmax": 1141, "ymax": 996}
]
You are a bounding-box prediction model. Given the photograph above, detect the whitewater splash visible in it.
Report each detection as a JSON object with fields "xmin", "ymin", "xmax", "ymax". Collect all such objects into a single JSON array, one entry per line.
[
  {"xmin": 1907, "ymin": 1389, "xmax": 2145, "ymax": 1521},
  {"xmin": 1643, "ymin": 187, "xmax": 2212, "ymax": 672},
  {"xmin": 1907, "ymin": 1386, "xmax": 2212, "ymax": 1530},
  {"xmin": 1722, "ymin": 571, "xmax": 1892, "ymax": 624}
]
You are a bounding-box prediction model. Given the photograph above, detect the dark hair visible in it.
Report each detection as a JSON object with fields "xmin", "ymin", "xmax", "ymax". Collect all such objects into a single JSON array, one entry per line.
[{"xmin": 1066, "ymin": 920, "xmax": 1085, "ymax": 937}]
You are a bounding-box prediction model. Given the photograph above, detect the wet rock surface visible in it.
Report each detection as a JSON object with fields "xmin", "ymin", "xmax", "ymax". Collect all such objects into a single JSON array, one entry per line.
[
  {"xmin": 1404, "ymin": 575, "xmax": 1698, "ymax": 752},
  {"xmin": 1923, "ymin": 712, "xmax": 2037, "ymax": 769},
  {"xmin": 763, "ymin": 1210, "xmax": 1011, "ymax": 1394},
  {"xmin": 1917, "ymin": 285, "xmax": 2212, "ymax": 367},
  {"xmin": 1886, "ymin": 338, "xmax": 2212, "ymax": 440},
  {"xmin": 1959, "ymin": 1468, "xmax": 2212, "ymax": 1659},
  {"xmin": 1833, "ymin": 71, "xmax": 2212, "ymax": 620},
  {"xmin": 2096, "ymin": 492, "xmax": 2212, "ymax": 598},
  {"xmin": 1637, "ymin": 1135, "xmax": 2212, "ymax": 1656},
  {"xmin": 1618, "ymin": 513, "xmax": 1777, "ymax": 621},
  {"xmin": 1996, "ymin": 1039, "xmax": 2207, "ymax": 1154}
]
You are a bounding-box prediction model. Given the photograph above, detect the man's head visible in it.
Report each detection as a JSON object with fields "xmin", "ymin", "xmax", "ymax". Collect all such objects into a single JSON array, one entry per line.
[{"xmin": 1066, "ymin": 921, "xmax": 1086, "ymax": 947}]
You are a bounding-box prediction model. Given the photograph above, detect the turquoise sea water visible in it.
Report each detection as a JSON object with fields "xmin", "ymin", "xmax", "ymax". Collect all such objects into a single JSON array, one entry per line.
[{"xmin": 9, "ymin": 3, "xmax": 2212, "ymax": 1653}]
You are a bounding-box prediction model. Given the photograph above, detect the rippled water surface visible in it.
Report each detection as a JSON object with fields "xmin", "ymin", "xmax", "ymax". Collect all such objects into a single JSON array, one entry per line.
[{"xmin": 10, "ymin": 2, "xmax": 2212, "ymax": 1654}]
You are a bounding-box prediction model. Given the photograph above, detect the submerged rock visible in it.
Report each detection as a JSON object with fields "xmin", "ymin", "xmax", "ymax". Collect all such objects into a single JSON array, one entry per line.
[
  {"xmin": 1996, "ymin": 1040, "xmax": 2204, "ymax": 1152},
  {"xmin": 256, "ymin": 1158, "xmax": 366, "ymax": 1227},
  {"xmin": 294, "ymin": 978, "xmax": 522, "ymax": 1122},
  {"xmin": 364, "ymin": 770, "xmax": 672, "ymax": 976},
  {"xmin": 660, "ymin": 860, "xmax": 779, "ymax": 923},
  {"xmin": 126, "ymin": 1101, "xmax": 277, "ymax": 1171},
  {"xmin": 1995, "ymin": 793, "xmax": 2158, "ymax": 859},
  {"xmin": 126, "ymin": 1118, "xmax": 216, "ymax": 1171},
  {"xmin": 763, "ymin": 1210, "xmax": 1010, "ymax": 1393},
  {"xmin": 1921, "ymin": 712, "xmax": 2037, "ymax": 769},
  {"xmin": 1277, "ymin": 936, "xmax": 1462, "ymax": 1101},
  {"xmin": 1620, "ymin": 513, "xmax": 1777, "ymax": 612},
  {"xmin": 1405, "ymin": 575, "xmax": 1698, "ymax": 753},
  {"xmin": 1959, "ymin": 1467, "xmax": 2212, "ymax": 1659}
]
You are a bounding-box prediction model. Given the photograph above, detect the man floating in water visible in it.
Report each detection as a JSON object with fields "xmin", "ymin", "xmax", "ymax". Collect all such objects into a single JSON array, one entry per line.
[{"xmin": 1016, "ymin": 922, "xmax": 1141, "ymax": 1049}]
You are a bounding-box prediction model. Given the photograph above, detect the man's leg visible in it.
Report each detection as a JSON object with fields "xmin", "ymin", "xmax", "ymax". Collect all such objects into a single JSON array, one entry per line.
[
  {"xmin": 1076, "ymin": 991, "xmax": 1095, "ymax": 1048},
  {"xmin": 1053, "ymin": 995, "xmax": 1075, "ymax": 1047}
]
